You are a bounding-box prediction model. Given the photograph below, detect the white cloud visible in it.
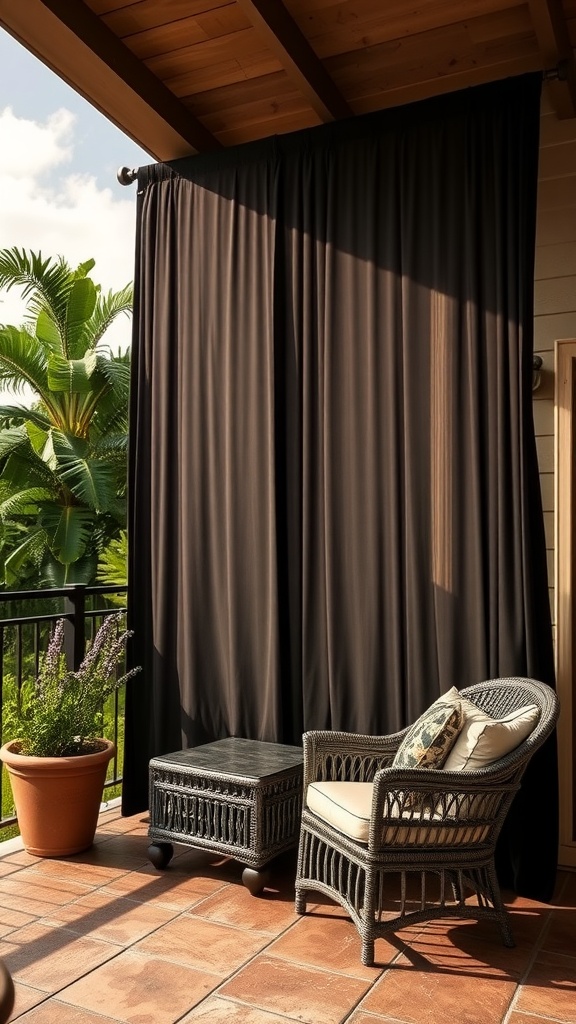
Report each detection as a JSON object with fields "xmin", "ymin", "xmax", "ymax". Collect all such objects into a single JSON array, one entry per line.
[
  {"xmin": 0, "ymin": 106, "xmax": 73, "ymax": 176},
  {"xmin": 0, "ymin": 106, "xmax": 136, "ymax": 357}
]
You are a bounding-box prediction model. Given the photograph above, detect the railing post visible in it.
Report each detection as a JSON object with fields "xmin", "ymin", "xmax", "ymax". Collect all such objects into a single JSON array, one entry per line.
[{"xmin": 63, "ymin": 585, "xmax": 86, "ymax": 671}]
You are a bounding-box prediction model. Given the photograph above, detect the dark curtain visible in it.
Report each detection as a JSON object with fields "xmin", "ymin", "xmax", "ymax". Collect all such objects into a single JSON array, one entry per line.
[{"xmin": 125, "ymin": 73, "xmax": 558, "ymax": 899}]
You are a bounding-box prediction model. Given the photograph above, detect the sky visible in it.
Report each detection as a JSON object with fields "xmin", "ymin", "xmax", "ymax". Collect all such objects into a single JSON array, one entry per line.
[{"xmin": 0, "ymin": 26, "xmax": 152, "ymax": 368}]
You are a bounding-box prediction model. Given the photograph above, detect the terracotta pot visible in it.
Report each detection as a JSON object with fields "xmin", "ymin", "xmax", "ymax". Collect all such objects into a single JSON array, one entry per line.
[{"xmin": 0, "ymin": 739, "xmax": 116, "ymax": 857}]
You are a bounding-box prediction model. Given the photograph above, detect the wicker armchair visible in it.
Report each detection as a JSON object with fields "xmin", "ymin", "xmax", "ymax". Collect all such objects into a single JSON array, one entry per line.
[{"xmin": 295, "ymin": 677, "xmax": 559, "ymax": 966}]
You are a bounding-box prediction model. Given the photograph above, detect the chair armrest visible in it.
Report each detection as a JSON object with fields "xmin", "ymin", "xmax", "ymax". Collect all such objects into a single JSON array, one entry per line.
[
  {"xmin": 302, "ymin": 729, "xmax": 405, "ymax": 787},
  {"xmin": 367, "ymin": 765, "xmax": 520, "ymax": 852}
]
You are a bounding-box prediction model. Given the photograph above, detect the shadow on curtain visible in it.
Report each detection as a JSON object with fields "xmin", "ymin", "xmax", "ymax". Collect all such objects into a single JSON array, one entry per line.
[{"xmin": 124, "ymin": 73, "xmax": 558, "ymax": 900}]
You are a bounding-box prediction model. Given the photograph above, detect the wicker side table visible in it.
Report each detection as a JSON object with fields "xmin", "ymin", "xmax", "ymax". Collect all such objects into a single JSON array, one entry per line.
[{"xmin": 148, "ymin": 737, "xmax": 303, "ymax": 894}]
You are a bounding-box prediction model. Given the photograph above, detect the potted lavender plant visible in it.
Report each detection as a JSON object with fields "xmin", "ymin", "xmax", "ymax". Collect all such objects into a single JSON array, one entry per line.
[{"xmin": 0, "ymin": 612, "xmax": 140, "ymax": 857}]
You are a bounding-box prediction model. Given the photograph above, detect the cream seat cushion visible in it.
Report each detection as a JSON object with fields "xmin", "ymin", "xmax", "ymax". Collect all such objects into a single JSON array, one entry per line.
[
  {"xmin": 307, "ymin": 781, "xmax": 373, "ymax": 842},
  {"xmin": 306, "ymin": 780, "xmax": 488, "ymax": 846}
]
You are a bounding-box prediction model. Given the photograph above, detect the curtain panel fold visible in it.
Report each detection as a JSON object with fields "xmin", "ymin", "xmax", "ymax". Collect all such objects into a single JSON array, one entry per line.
[{"xmin": 125, "ymin": 73, "xmax": 557, "ymax": 899}]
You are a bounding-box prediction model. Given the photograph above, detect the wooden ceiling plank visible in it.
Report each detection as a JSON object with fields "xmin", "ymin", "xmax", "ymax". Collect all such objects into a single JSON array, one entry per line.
[
  {"xmin": 528, "ymin": 0, "xmax": 576, "ymax": 117},
  {"xmin": 123, "ymin": 20, "xmax": 213, "ymax": 61},
  {"xmin": 100, "ymin": 0, "xmax": 236, "ymax": 38},
  {"xmin": 464, "ymin": 5, "xmax": 533, "ymax": 44},
  {"xmin": 30, "ymin": 0, "xmax": 221, "ymax": 150},
  {"xmin": 145, "ymin": 27, "xmax": 280, "ymax": 79},
  {"xmin": 305, "ymin": 4, "xmax": 532, "ymax": 60},
  {"xmin": 236, "ymin": 0, "xmax": 352, "ymax": 120},
  {"xmin": 349, "ymin": 53, "xmax": 542, "ymax": 114},
  {"xmin": 85, "ymin": 0, "xmax": 138, "ymax": 15},
  {"xmin": 328, "ymin": 27, "xmax": 541, "ymax": 96},
  {"xmin": 214, "ymin": 108, "xmax": 322, "ymax": 145},
  {"xmin": 165, "ymin": 52, "xmax": 281, "ymax": 99},
  {"xmin": 326, "ymin": 16, "xmax": 536, "ymax": 80},
  {"xmin": 90, "ymin": 0, "xmax": 232, "ymax": 34},
  {"xmin": 288, "ymin": 0, "xmax": 526, "ymax": 57},
  {"xmin": 186, "ymin": 69, "xmax": 293, "ymax": 113},
  {"xmin": 204, "ymin": 94, "xmax": 320, "ymax": 134}
]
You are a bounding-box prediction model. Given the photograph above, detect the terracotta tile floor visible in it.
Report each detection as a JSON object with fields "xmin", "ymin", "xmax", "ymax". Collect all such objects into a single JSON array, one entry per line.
[{"xmin": 0, "ymin": 805, "xmax": 573, "ymax": 1024}]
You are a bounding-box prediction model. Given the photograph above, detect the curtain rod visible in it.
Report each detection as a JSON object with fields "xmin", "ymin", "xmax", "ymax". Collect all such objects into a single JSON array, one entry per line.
[{"xmin": 116, "ymin": 62, "xmax": 571, "ymax": 186}]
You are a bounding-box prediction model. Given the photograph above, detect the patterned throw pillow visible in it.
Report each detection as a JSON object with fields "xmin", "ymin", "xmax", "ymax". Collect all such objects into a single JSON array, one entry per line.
[{"xmin": 393, "ymin": 695, "xmax": 463, "ymax": 770}]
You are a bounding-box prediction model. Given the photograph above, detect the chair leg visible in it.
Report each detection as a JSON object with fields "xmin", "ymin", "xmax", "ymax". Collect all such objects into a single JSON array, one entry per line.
[
  {"xmin": 295, "ymin": 889, "xmax": 307, "ymax": 915},
  {"xmin": 486, "ymin": 863, "xmax": 515, "ymax": 948},
  {"xmin": 361, "ymin": 937, "xmax": 375, "ymax": 967}
]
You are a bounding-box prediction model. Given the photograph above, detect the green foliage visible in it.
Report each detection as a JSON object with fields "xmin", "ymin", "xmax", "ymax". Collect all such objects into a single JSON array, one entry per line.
[
  {"xmin": 0, "ymin": 248, "xmax": 133, "ymax": 587},
  {"xmin": 4, "ymin": 613, "xmax": 140, "ymax": 757},
  {"xmin": 97, "ymin": 531, "xmax": 128, "ymax": 605}
]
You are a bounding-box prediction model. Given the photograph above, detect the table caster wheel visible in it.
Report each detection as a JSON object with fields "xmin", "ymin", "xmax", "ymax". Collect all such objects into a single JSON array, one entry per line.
[
  {"xmin": 242, "ymin": 866, "xmax": 271, "ymax": 895},
  {"xmin": 148, "ymin": 842, "xmax": 173, "ymax": 869}
]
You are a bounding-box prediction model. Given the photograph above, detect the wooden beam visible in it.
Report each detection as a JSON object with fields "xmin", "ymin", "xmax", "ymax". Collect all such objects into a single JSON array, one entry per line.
[
  {"xmin": 236, "ymin": 0, "xmax": 352, "ymax": 122},
  {"xmin": 0, "ymin": 0, "xmax": 221, "ymax": 158},
  {"xmin": 528, "ymin": 0, "xmax": 576, "ymax": 118}
]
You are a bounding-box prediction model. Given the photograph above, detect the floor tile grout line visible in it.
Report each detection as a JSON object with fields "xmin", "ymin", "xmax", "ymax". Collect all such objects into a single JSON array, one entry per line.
[
  {"xmin": 338, "ymin": 940, "xmax": 415, "ymax": 1024},
  {"xmin": 500, "ymin": 901, "xmax": 557, "ymax": 1024},
  {"xmin": 162, "ymin": 899, "xmax": 380, "ymax": 1020},
  {"xmin": 9, "ymin": 871, "xmax": 307, "ymax": 1013},
  {"xmin": 164, "ymin": 906, "xmax": 310, "ymax": 1020},
  {"xmin": 505, "ymin": 1013, "xmax": 576, "ymax": 1024}
]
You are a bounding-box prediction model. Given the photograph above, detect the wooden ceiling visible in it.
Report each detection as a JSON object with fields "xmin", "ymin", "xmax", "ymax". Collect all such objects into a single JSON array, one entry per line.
[{"xmin": 1, "ymin": 0, "xmax": 575, "ymax": 160}]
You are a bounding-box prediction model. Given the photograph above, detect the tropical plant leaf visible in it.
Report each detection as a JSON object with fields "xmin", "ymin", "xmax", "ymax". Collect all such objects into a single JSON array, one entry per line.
[
  {"xmin": 75, "ymin": 356, "xmax": 131, "ymax": 436},
  {"xmin": 25, "ymin": 420, "xmax": 49, "ymax": 456},
  {"xmin": 64, "ymin": 277, "xmax": 98, "ymax": 354},
  {"xmin": 0, "ymin": 325, "xmax": 51, "ymax": 399},
  {"xmin": 38, "ymin": 503, "xmax": 95, "ymax": 564},
  {"xmin": 36, "ymin": 309, "xmax": 63, "ymax": 353},
  {"xmin": 97, "ymin": 354, "xmax": 131, "ymax": 390},
  {"xmin": 2, "ymin": 450, "xmax": 56, "ymax": 489},
  {"xmin": 41, "ymin": 549, "xmax": 99, "ymax": 587},
  {"xmin": 3, "ymin": 527, "xmax": 46, "ymax": 585},
  {"xmin": 0, "ymin": 426, "xmax": 29, "ymax": 460},
  {"xmin": 97, "ymin": 531, "xmax": 128, "ymax": 603},
  {"xmin": 91, "ymin": 433, "xmax": 128, "ymax": 457},
  {"xmin": 73, "ymin": 258, "xmax": 96, "ymax": 279},
  {"xmin": 47, "ymin": 349, "xmax": 98, "ymax": 393},
  {"xmin": 88, "ymin": 358, "xmax": 131, "ymax": 435},
  {"xmin": 51, "ymin": 431, "xmax": 116, "ymax": 511},
  {"xmin": 0, "ymin": 487, "xmax": 53, "ymax": 520},
  {"xmin": 75, "ymin": 284, "xmax": 132, "ymax": 354},
  {"xmin": 0, "ymin": 404, "xmax": 52, "ymax": 430},
  {"xmin": 0, "ymin": 248, "xmax": 72, "ymax": 337},
  {"xmin": 105, "ymin": 496, "xmax": 127, "ymax": 523},
  {"xmin": 97, "ymin": 530, "xmax": 127, "ymax": 579},
  {"xmin": 0, "ymin": 248, "xmax": 68, "ymax": 302},
  {"xmin": 89, "ymin": 434, "xmax": 129, "ymax": 474},
  {"xmin": 36, "ymin": 429, "xmax": 58, "ymax": 472}
]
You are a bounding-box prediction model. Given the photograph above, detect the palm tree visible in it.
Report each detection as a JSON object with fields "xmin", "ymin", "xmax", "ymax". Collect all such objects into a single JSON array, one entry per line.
[{"xmin": 0, "ymin": 248, "xmax": 132, "ymax": 587}]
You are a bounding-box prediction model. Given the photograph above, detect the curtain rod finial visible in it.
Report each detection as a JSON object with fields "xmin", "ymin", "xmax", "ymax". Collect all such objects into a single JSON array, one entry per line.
[{"xmin": 117, "ymin": 166, "xmax": 138, "ymax": 186}]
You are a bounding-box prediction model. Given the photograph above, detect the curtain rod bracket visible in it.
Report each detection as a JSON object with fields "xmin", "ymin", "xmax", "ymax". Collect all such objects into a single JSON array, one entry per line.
[
  {"xmin": 117, "ymin": 166, "xmax": 139, "ymax": 186},
  {"xmin": 543, "ymin": 58, "xmax": 571, "ymax": 82}
]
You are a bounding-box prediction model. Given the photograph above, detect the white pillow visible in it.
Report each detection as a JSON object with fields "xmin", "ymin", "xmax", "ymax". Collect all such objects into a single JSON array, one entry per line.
[{"xmin": 443, "ymin": 697, "xmax": 539, "ymax": 771}]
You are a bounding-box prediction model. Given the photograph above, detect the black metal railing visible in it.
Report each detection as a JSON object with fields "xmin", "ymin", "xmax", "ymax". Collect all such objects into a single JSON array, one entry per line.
[{"xmin": 0, "ymin": 584, "xmax": 128, "ymax": 838}]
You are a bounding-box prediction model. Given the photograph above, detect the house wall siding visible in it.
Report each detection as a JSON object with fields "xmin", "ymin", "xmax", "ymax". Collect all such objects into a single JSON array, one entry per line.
[{"xmin": 534, "ymin": 89, "xmax": 576, "ymax": 633}]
